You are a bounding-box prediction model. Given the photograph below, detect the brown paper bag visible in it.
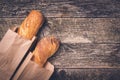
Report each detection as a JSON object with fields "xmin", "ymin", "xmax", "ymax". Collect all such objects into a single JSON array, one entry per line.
[
  {"xmin": 13, "ymin": 52, "xmax": 54, "ymax": 80},
  {"xmin": 0, "ymin": 29, "xmax": 35, "ymax": 80}
]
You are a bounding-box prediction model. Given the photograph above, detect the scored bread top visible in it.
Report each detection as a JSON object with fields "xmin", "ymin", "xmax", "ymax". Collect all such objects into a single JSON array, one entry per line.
[
  {"xmin": 17, "ymin": 10, "xmax": 44, "ymax": 40},
  {"xmin": 31, "ymin": 36, "xmax": 59, "ymax": 67}
]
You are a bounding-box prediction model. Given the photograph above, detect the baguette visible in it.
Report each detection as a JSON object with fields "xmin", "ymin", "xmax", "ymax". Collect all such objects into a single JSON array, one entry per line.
[
  {"xmin": 31, "ymin": 36, "xmax": 59, "ymax": 67},
  {"xmin": 17, "ymin": 10, "xmax": 44, "ymax": 39},
  {"xmin": 17, "ymin": 10, "xmax": 59, "ymax": 67}
]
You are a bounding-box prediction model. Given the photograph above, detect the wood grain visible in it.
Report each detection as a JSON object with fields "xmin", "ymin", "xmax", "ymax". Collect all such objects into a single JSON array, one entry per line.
[
  {"xmin": 0, "ymin": 1, "xmax": 120, "ymax": 79},
  {"xmin": 0, "ymin": 0, "xmax": 120, "ymax": 17},
  {"xmin": 0, "ymin": 18, "xmax": 120, "ymax": 43},
  {"xmin": 49, "ymin": 43, "xmax": 120, "ymax": 68},
  {"xmin": 50, "ymin": 68, "xmax": 120, "ymax": 80}
]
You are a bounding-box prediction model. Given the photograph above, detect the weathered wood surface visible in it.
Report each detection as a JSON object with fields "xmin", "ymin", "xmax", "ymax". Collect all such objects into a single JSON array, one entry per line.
[
  {"xmin": 0, "ymin": 0, "xmax": 120, "ymax": 18},
  {"xmin": 0, "ymin": 17, "xmax": 120, "ymax": 79},
  {"xmin": 50, "ymin": 68, "xmax": 120, "ymax": 80},
  {"xmin": 0, "ymin": 29, "xmax": 120, "ymax": 68},
  {"xmin": 49, "ymin": 43, "xmax": 120, "ymax": 68},
  {"xmin": 0, "ymin": 18, "xmax": 120, "ymax": 43},
  {"xmin": 0, "ymin": 0, "xmax": 120, "ymax": 80}
]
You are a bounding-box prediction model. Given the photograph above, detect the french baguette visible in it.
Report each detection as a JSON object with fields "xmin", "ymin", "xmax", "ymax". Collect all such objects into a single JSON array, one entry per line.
[
  {"xmin": 17, "ymin": 10, "xmax": 44, "ymax": 39},
  {"xmin": 17, "ymin": 10, "xmax": 59, "ymax": 67},
  {"xmin": 31, "ymin": 36, "xmax": 59, "ymax": 67}
]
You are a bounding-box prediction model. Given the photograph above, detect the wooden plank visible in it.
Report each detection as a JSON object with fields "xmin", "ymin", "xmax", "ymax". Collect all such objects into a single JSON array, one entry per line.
[
  {"xmin": 0, "ymin": 18, "xmax": 22, "ymax": 40},
  {"xmin": 0, "ymin": 18, "xmax": 120, "ymax": 43},
  {"xmin": 0, "ymin": 0, "xmax": 120, "ymax": 17},
  {"xmin": 50, "ymin": 68, "xmax": 120, "ymax": 80},
  {"xmin": 49, "ymin": 43, "xmax": 120, "ymax": 68},
  {"xmin": 0, "ymin": 18, "xmax": 120, "ymax": 68}
]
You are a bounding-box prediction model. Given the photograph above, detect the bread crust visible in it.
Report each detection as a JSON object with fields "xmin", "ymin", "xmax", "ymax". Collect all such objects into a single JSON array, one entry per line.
[
  {"xmin": 31, "ymin": 36, "xmax": 59, "ymax": 67},
  {"xmin": 17, "ymin": 10, "xmax": 59, "ymax": 67},
  {"xmin": 17, "ymin": 10, "xmax": 44, "ymax": 40}
]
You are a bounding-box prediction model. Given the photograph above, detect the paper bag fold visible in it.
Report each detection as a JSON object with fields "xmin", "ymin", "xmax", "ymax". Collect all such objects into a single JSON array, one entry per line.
[
  {"xmin": 15, "ymin": 52, "xmax": 54, "ymax": 80},
  {"xmin": 18, "ymin": 61, "xmax": 54, "ymax": 80},
  {"xmin": 0, "ymin": 29, "xmax": 35, "ymax": 80}
]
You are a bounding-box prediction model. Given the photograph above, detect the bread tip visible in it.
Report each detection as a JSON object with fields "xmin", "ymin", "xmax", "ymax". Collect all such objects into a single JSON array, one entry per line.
[{"xmin": 30, "ymin": 10, "xmax": 43, "ymax": 16}]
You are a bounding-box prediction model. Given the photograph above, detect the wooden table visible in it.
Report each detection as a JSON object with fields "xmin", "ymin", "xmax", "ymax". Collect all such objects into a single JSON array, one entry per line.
[{"xmin": 0, "ymin": 0, "xmax": 120, "ymax": 80}]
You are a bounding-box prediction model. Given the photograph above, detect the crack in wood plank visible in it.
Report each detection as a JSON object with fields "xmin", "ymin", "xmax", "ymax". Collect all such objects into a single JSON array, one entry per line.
[
  {"xmin": 50, "ymin": 68, "xmax": 120, "ymax": 80},
  {"xmin": 49, "ymin": 43, "xmax": 120, "ymax": 68},
  {"xmin": 0, "ymin": 0, "xmax": 120, "ymax": 17},
  {"xmin": 1, "ymin": 18, "xmax": 120, "ymax": 43}
]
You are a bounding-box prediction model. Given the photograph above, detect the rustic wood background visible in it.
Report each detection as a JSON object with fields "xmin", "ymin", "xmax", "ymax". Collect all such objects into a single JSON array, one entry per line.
[{"xmin": 0, "ymin": 0, "xmax": 120, "ymax": 80}]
